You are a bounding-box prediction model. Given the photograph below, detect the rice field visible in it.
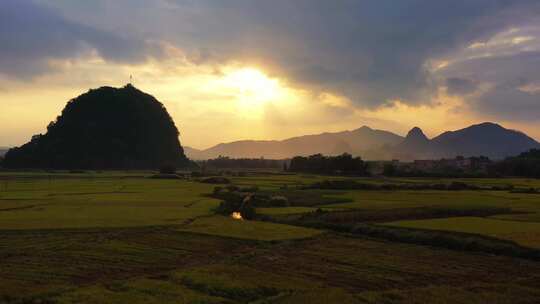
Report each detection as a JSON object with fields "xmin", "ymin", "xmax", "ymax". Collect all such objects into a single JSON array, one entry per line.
[
  {"xmin": 2, "ymin": 171, "xmax": 540, "ymax": 303},
  {"xmin": 384, "ymin": 217, "xmax": 540, "ymax": 249},
  {"xmin": 178, "ymin": 215, "xmax": 322, "ymax": 241}
]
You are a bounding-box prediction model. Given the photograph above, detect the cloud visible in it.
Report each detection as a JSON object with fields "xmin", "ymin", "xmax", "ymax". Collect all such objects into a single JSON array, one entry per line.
[
  {"xmin": 25, "ymin": 0, "xmax": 540, "ymax": 109},
  {"xmin": 478, "ymin": 83, "xmax": 540, "ymax": 121},
  {"xmin": 439, "ymin": 50, "xmax": 540, "ymax": 121},
  {"xmin": 446, "ymin": 78, "xmax": 478, "ymax": 95},
  {"xmin": 3, "ymin": 0, "xmax": 540, "ymax": 118},
  {"xmin": 0, "ymin": 0, "xmax": 154, "ymax": 78}
]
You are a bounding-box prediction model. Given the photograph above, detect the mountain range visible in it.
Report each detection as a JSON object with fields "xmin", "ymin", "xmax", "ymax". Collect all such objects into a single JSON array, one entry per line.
[
  {"xmin": 185, "ymin": 126, "xmax": 402, "ymax": 160},
  {"xmin": 393, "ymin": 122, "xmax": 540, "ymax": 160},
  {"xmin": 185, "ymin": 122, "xmax": 540, "ymax": 161}
]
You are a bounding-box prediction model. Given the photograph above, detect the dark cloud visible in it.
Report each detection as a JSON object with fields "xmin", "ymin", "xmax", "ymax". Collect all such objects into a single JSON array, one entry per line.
[
  {"xmin": 0, "ymin": 0, "xmax": 153, "ymax": 78},
  {"xmin": 43, "ymin": 0, "xmax": 540, "ymax": 107},
  {"xmin": 442, "ymin": 51, "xmax": 540, "ymax": 85},
  {"xmin": 446, "ymin": 78, "xmax": 478, "ymax": 95},
  {"xmin": 441, "ymin": 51, "xmax": 540, "ymax": 121},
  {"xmin": 3, "ymin": 0, "xmax": 540, "ymax": 111},
  {"xmin": 477, "ymin": 82, "xmax": 540, "ymax": 121}
]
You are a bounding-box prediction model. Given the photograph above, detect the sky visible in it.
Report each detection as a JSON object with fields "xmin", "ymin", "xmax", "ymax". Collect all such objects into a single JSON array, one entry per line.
[{"xmin": 1, "ymin": 0, "xmax": 540, "ymax": 149}]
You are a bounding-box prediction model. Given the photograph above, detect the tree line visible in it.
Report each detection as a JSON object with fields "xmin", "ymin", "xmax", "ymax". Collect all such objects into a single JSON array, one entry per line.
[
  {"xmin": 492, "ymin": 149, "xmax": 540, "ymax": 178},
  {"xmin": 287, "ymin": 153, "xmax": 368, "ymax": 175},
  {"xmin": 201, "ymin": 156, "xmax": 285, "ymax": 169}
]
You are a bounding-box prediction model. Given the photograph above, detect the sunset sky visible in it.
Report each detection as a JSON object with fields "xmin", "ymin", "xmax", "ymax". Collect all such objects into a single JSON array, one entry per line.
[{"xmin": 1, "ymin": 0, "xmax": 540, "ymax": 149}]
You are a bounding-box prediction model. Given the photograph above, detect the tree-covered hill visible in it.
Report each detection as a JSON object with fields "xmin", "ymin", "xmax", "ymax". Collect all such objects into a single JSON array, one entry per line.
[{"xmin": 4, "ymin": 84, "xmax": 189, "ymax": 169}]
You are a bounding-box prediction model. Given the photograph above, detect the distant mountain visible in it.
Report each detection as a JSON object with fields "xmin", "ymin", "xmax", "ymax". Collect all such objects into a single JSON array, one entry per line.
[
  {"xmin": 187, "ymin": 122, "xmax": 539, "ymax": 161},
  {"xmin": 393, "ymin": 122, "xmax": 540, "ymax": 160},
  {"xmin": 431, "ymin": 122, "xmax": 540, "ymax": 159},
  {"xmin": 185, "ymin": 126, "xmax": 403, "ymax": 160},
  {"xmin": 183, "ymin": 146, "xmax": 204, "ymax": 159}
]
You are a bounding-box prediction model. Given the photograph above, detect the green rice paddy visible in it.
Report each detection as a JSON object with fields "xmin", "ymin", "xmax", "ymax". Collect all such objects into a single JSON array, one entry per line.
[{"xmin": 2, "ymin": 171, "xmax": 540, "ymax": 303}]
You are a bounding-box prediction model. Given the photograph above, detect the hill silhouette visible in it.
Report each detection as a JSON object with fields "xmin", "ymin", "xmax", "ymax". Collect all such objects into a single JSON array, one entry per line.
[
  {"xmin": 3, "ymin": 84, "xmax": 188, "ymax": 169},
  {"xmin": 185, "ymin": 126, "xmax": 403, "ymax": 160},
  {"xmin": 394, "ymin": 122, "xmax": 540, "ymax": 160},
  {"xmin": 185, "ymin": 123, "xmax": 539, "ymax": 161}
]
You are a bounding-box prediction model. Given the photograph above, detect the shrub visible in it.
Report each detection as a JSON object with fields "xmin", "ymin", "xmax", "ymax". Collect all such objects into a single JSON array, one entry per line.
[
  {"xmin": 200, "ymin": 177, "xmax": 231, "ymax": 184},
  {"xmin": 269, "ymin": 196, "xmax": 289, "ymax": 207},
  {"xmin": 213, "ymin": 186, "xmax": 224, "ymax": 194},
  {"xmin": 305, "ymin": 180, "xmax": 485, "ymax": 191},
  {"xmin": 215, "ymin": 192, "xmax": 257, "ymax": 220},
  {"xmin": 510, "ymin": 188, "xmax": 540, "ymax": 194},
  {"xmin": 159, "ymin": 164, "xmax": 176, "ymax": 174},
  {"xmin": 191, "ymin": 171, "xmax": 203, "ymax": 177},
  {"xmin": 226, "ymin": 185, "xmax": 240, "ymax": 192},
  {"xmin": 240, "ymin": 204, "xmax": 256, "ymax": 220},
  {"xmin": 448, "ymin": 181, "xmax": 478, "ymax": 190},
  {"xmin": 239, "ymin": 186, "xmax": 259, "ymax": 192},
  {"xmin": 214, "ymin": 191, "xmax": 245, "ymax": 204},
  {"xmin": 149, "ymin": 173, "xmax": 180, "ymax": 179}
]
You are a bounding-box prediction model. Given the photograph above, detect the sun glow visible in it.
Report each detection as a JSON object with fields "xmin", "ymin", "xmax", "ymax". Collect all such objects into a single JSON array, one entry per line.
[{"xmin": 222, "ymin": 67, "xmax": 281, "ymax": 106}]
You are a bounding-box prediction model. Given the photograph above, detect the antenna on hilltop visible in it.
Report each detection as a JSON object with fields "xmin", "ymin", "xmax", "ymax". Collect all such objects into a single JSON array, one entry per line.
[{"xmin": 126, "ymin": 74, "xmax": 134, "ymax": 88}]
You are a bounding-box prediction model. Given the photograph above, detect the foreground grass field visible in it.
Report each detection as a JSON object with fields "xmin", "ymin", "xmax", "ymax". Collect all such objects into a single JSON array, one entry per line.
[
  {"xmin": 385, "ymin": 216, "xmax": 540, "ymax": 249},
  {"xmin": 178, "ymin": 215, "xmax": 322, "ymax": 241},
  {"xmin": 0, "ymin": 177, "xmax": 219, "ymax": 229},
  {"xmin": 2, "ymin": 171, "xmax": 540, "ymax": 303}
]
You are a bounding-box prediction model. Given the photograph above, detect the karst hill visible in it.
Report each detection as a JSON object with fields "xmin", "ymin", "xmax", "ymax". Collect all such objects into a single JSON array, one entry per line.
[{"xmin": 4, "ymin": 84, "xmax": 189, "ymax": 169}]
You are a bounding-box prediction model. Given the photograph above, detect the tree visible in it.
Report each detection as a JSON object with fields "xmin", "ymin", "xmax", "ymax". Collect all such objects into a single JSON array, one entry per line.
[
  {"xmin": 491, "ymin": 149, "xmax": 540, "ymax": 178},
  {"xmin": 383, "ymin": 163, "xmax": 396, "ymax": 176},
  {"xmin": 288, "ymin": 153, "xmax": 368, "ymax": 175}
]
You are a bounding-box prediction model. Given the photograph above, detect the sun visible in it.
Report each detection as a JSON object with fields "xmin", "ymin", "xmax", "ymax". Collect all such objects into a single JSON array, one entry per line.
[{"xmin": 222, "ymin": 67, "xmax": 280, "ymax": 105}]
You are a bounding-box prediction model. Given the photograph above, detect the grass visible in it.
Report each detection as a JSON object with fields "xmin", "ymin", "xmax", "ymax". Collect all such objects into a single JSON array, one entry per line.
[
  {"xmin": 2, "ymin": 171, "xmax": 540, "ymax": 303},
  {"xmin": 320, "ymin": 190, "xmax": 510, "ymax": 209},
  {"xmin": 256, "ymin": 207, "xmax": 322, "ymax": 215},
  {"xmin": 0, "ymin": 177, "xmax": 220, "ymax": 229},
  {"xmin": 56, "ymin": 279, "xmax": 227, "ymax": 304},
  {"xmin": 384, "ymin": 217, "xmax": 540, "ymax": 249},
  {"xmin": 178, "ymin": 215, "xmax": 323, "ymax": 241},
  {"xmin": 356, "ymin": 284, "xmax": 540, "ymax": 304},
  {"xmin": 2, "ymin": 226, "xmax": 540, "ymax": 303}
]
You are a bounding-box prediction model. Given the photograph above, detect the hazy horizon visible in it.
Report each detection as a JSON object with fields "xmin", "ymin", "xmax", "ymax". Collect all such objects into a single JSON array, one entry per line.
[{"xmin": 1, "ymin": 1, "xmax": 540, "ymax": 149}]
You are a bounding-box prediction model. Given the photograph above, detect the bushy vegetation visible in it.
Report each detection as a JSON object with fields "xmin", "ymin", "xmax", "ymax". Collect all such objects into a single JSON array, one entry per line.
[
  {"xmin": 381, "ymin": 151, "xmax": 540, "ymax": 179},
  {"xmin": 213, "ymin": 186, "xmax": 291, "ymax": 219},
  {"xmin": 159, "ymin": 163, "xmax": 177, "ymax": 174},
  {"xmin": 492, "ymin": 149, "xmax": 540, "ymax": 178},
  {"xmin": 270, "ymin": 210, "xmax": 540, "ymax": 260},
  {"xmin": 200, "ymin": 176, "xmax": 231, "ymax": 184},
  {"xmin": 387, "ymin": 216, "xmax": 540, "ymax": 249},
  {"xmin": 202, "ymin": 156, "xmax": 285, "ymax": 169},
  {"xmin": 213, "ymin": 186, "xmax": 256, "ymax": 219},
  {"xmin": 382, "ymin": 158, "xmax": 492, "ymax": 178},
  {"xmin": 288, "ymin": 153, "xmax": 368, "ymax": 175},
  {"xmin": 350, "ymin": 224, "xmax": 540, "ymax": 260},
  {"xmin": 289, "ymin": 206, "xmax": 514, "ymax": 224},
  {"xmin": 304, "ymin": 179, "xmax": 499, "ymax": 191}
]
